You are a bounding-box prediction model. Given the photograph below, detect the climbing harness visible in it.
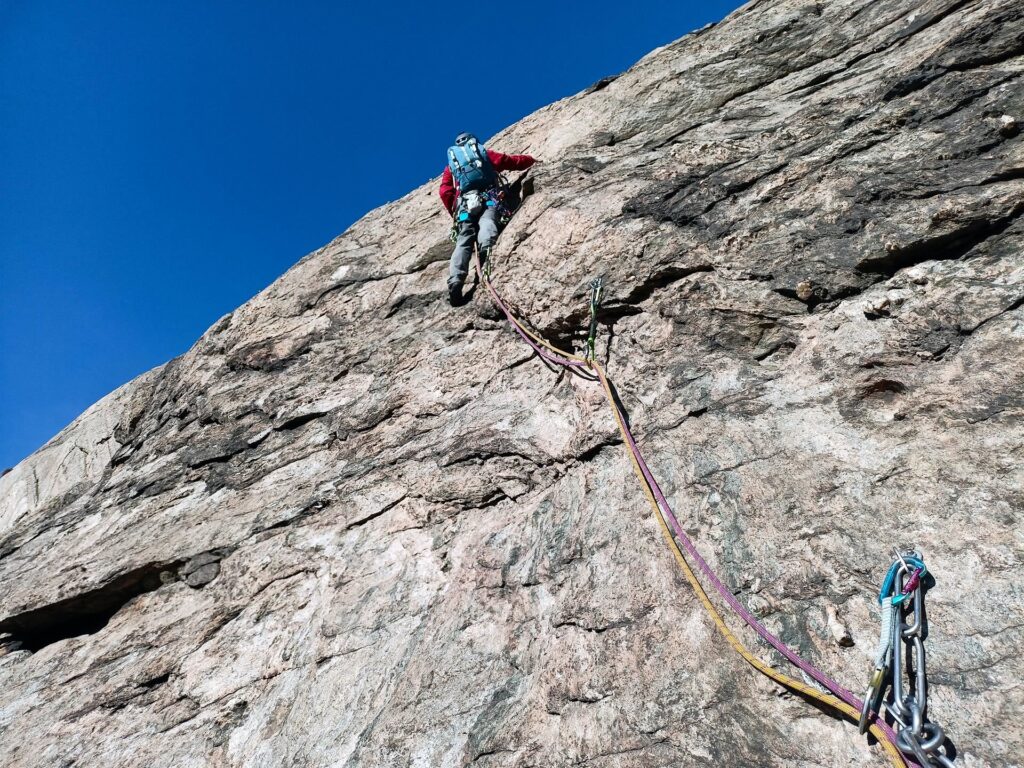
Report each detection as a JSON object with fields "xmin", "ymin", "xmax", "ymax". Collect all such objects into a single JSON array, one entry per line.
[
  {"xmin": 448, "ymin": 174, "xmax": 512, "ymax": 245},
  {"xmin": 458, "ymin": 190, "xmax": 489, "ymax": 222},
  {"xmin": 585, "ymin": 276, "xmax": 604, "ymax": 362},
  {"xmin": 470, "ymin": 248, "xmax": 946, "ymax": 768},
  {"xmin": 860, "ymin": 550, "xmax": 955, "ymax": 767},
  {"xmin": 487, "ymin": 175, "xmax": 514, "ymax": 227}
]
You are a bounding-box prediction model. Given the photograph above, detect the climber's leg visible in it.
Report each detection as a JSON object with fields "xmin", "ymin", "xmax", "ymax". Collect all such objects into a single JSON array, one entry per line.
[
  {"xmin": 448, "ymin": 217, "xmax": 479, "ymax": 303},
  {"xmin": 477, "ymin": 205, "xmax": 500, "ymax": 253},
  {"xmin": 476, "ymin": 205, "xmax": 501, "ymax": 276}
]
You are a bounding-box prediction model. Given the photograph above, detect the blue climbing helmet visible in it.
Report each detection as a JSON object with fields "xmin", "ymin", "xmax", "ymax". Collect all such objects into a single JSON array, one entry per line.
[{"xmin": 447, "ymin": 133, "xmax": 497, "ymax": 193}]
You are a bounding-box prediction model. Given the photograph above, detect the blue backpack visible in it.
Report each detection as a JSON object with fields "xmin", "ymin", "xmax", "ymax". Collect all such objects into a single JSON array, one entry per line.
[{"xmin": 447, "ymin": 138, "xmax": 498, "ymax": 193}]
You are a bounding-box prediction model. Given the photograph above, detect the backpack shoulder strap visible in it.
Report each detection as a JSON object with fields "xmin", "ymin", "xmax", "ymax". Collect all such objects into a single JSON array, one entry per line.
[{"xmin": 447, "ymin": 146, "xmax": 463, "ymax": 172}]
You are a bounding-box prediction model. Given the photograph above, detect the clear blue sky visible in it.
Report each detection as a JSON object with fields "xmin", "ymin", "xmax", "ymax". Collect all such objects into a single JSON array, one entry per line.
[{"xmin": 0, "ymin": 1, "xmax": 742, "ymax": 469}]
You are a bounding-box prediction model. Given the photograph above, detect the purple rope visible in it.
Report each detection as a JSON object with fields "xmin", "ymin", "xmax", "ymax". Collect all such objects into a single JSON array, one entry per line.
[
  {"xmin": 609, "ymin": 390, "xmax": 915, "ymax": 764},
  {"xmin": 610, "ymin": 388, "xmax": 916, "ymax": 765},
  {"xmin": 480, "ymin": 266, "xmax": 914, "ymax": 765},
  {"xmin": 481, "ymin": 275, "xmax": 588, "ymax": 369}
]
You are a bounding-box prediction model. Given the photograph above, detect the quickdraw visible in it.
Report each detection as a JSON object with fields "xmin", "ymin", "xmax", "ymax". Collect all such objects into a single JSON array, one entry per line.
[
  {"xmin": 860, "ymin": 552, "xmax": 927, "ymax": 736},
  {"xmin": 472, "ymin": 250, "xmax": 917, "ymax": 767},
  {"xmin": 585, "ymin": 276, "xmax": 604, "ymax": 362},
  {"xmin": 860, "ymin": 550, "xmax": 956, "ymax": 767}
]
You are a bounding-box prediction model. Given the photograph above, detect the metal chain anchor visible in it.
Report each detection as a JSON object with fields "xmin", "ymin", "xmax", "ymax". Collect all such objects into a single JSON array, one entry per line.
[
  {"xmin": 585, "ymin": 276, "xmax": 604, "ymax": 362},
  {"xmin": 859, "ymin": 549, "xmax": 956, "ymax": 767}
]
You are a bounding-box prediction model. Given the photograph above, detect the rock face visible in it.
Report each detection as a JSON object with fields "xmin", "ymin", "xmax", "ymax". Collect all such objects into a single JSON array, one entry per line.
[{"xmin": 1, "ymin": 0, "xmax": 1022, "ymax": 765}]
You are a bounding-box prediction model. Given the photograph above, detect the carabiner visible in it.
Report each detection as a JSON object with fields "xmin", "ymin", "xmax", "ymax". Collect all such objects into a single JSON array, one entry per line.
[
  {"xmin": 585, "ymin": 276, "xmax": 604, "ymax": 362},
  {"xmin": 878, "ymin": 553, "xmax": 926, "ymax": 603},
  {"xmin": 858, "ymin": 667, "xmax": 886, "ymax": 734},
  {"xmin": 901, "ymin": 580, "xmax": 925, "ymax": 638}
]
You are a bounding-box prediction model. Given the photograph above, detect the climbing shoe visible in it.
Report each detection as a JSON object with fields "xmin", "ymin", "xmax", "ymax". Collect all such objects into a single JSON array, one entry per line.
[{"xmin": 447, "ymin": 282, "xmax": 463, "ymax": 307}]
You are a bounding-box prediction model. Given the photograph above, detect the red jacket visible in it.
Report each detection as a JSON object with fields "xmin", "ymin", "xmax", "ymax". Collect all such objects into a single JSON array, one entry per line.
[{"xmin": 439, "ymin": 149, "xmax": 535, "ymax": 215}]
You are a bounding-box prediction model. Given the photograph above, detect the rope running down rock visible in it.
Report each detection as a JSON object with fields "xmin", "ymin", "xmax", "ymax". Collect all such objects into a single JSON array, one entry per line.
[{"xmin": 472, "ymin": 251, "xmax": 913, "ymax": 768}]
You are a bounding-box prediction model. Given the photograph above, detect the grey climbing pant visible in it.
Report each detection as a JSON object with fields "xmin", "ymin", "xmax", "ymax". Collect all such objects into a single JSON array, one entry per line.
[{"xmin": 449, "ymin": 203, "xmax": 500, "ymax": 288}]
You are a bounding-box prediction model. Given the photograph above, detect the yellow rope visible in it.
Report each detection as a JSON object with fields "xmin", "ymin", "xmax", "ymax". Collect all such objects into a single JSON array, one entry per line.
[
  {"xmin": 475, "ymin": 257, "xmax": 905, "ymax": 767},
  {"xmin": 590, "ymin": 363, "xmax": 905, "ymax": 768}
]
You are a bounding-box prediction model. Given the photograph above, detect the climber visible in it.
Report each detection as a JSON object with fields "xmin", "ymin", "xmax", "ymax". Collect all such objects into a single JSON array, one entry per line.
[{"xmin": 440, "ymin": 132, "xmax": 536, "ymax": 305}]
